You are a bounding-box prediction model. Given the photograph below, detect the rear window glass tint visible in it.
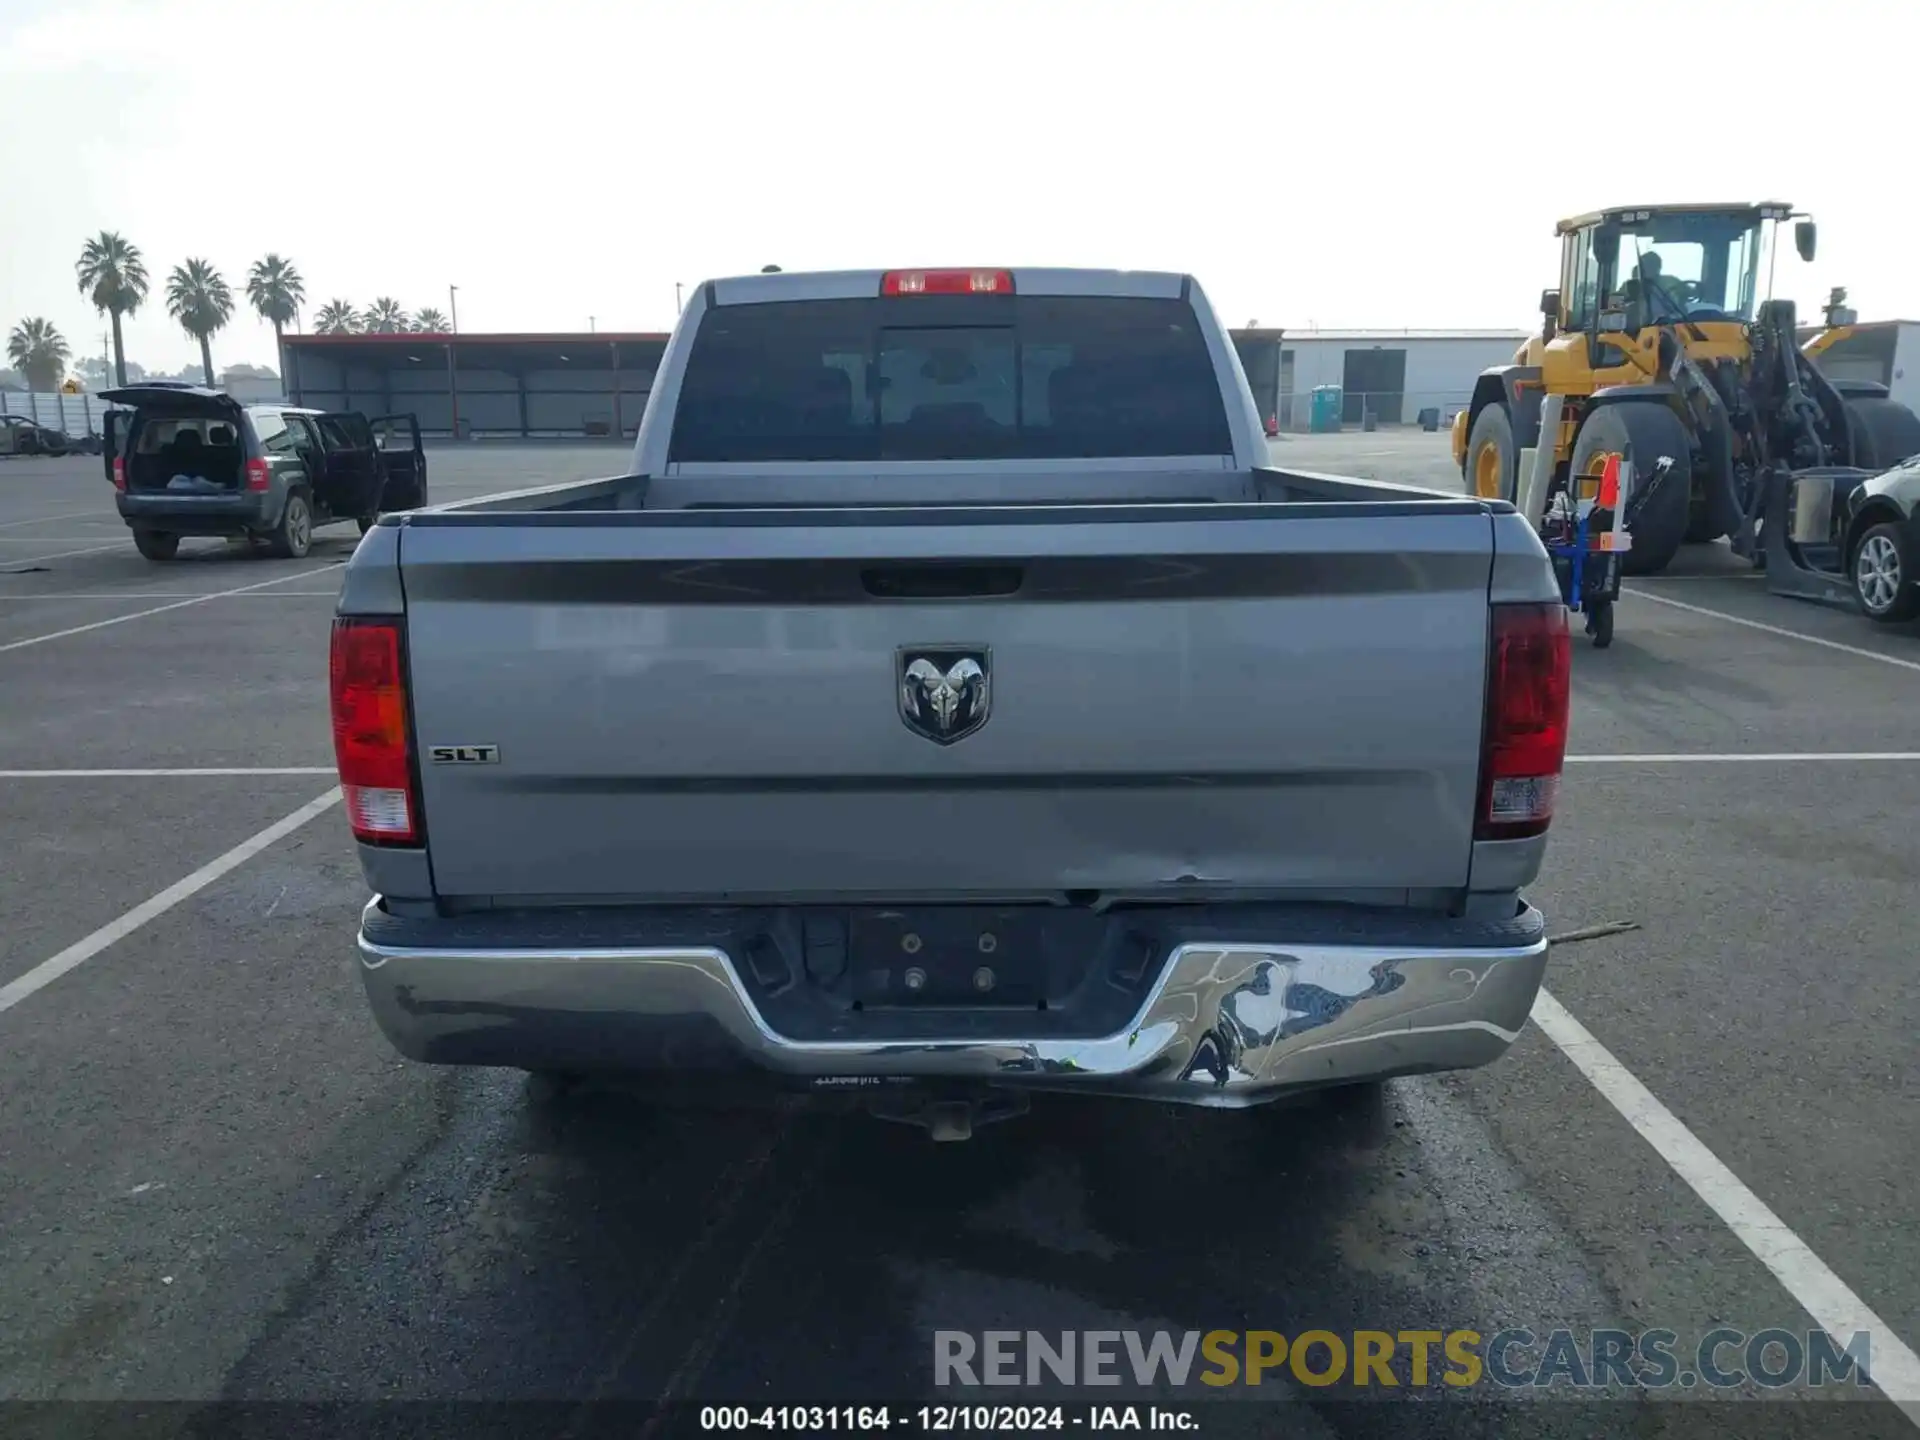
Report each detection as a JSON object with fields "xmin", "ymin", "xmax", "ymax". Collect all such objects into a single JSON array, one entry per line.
[{"xmin": 667, "ymin": 295, "xmax": 1233, "ymax": 463}]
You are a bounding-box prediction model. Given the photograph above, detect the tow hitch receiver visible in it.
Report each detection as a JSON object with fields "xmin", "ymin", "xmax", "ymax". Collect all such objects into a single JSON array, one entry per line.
[{"xmin": 866, "ymin": 1087, "xmax": 1031, "ymax": 1142}]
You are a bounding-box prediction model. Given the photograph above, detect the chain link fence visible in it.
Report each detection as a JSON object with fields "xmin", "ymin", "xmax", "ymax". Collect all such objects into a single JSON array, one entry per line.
[{"xmin": 1263, "ymin": 389, "xmax": 1472, "ymax": 435}]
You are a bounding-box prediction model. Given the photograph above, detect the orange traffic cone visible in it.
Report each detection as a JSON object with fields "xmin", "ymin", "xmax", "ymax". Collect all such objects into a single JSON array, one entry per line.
[{"xmin": 1598, "ymin": 453, "xmax": 1621, "ymax": 509}]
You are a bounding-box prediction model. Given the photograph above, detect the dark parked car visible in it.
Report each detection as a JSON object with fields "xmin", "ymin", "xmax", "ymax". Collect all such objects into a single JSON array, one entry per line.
[
  {"xmin": 101, "ymin": 386, "xmax": 425, "ymax": 561},
  {"xmin": 0, "ymin": 415, "xmax": 76, "ymax": 456},
  {"xmin": 1845, "ymin": 454, "xmax": 1920, "ymax": 623}
]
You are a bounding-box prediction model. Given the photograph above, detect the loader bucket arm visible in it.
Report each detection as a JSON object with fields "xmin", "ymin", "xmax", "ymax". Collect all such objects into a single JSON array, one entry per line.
[{"xmin": 1755, "ymin": 300, "xmax": 1850, "ymax": 468}]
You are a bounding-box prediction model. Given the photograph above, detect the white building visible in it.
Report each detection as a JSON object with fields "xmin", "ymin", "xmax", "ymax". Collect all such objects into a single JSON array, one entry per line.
[
  {"xmin": 1273, "ymin": 329, "xmax": 1530, "ymax": 431},
  {"xmin": 221, "ymin": 372, "xmax": 287, "ymax": 403}
]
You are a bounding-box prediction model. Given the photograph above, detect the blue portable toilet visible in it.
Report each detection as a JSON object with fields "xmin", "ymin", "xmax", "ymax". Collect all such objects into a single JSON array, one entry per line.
[{"xmin": 1309, "ymin": 385, "xmax": 1343, "ymax": 433}]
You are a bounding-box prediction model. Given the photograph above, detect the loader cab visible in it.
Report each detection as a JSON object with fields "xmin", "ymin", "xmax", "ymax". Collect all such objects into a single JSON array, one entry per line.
[{"xmin": 1542, "ymin": 203, "xmax": 1808, "ymax": 392}]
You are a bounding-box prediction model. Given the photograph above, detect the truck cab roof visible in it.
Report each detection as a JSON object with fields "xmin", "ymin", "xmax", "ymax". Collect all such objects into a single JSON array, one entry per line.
[
  {"xmin": 633, "ymin": 267, "xmax": 1264, "ymax": 480},
  {"xmin": 700, "ymin": 267, "xmax": 1195, "ymax": 306}
]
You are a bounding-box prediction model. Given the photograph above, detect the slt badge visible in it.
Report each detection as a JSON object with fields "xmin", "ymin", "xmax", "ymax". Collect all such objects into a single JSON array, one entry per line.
[{"xmin": 898, "ymin": 647, "xmax": 991, "ymax": 745}]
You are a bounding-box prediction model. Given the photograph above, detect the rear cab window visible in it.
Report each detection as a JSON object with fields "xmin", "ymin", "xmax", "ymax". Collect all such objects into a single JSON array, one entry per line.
[{"xmin": 667, "ymin": 295, "xmax": 1233, "ymax": 463}]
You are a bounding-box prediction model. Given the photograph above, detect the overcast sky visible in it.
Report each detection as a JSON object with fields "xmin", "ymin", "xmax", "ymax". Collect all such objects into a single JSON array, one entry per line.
[{"xmin": 3, "ymin": 0, "xmax": 1911, "ymax": 375}]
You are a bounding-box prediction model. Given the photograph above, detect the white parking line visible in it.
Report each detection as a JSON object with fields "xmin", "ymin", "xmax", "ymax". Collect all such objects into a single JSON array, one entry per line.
[
  {"xmin": 1628, "ymin": 589, "xmax": 1920, "ymax": 675},
  {"xmin": 0, "ymin": 509, "xmax": 112, "ymax": 531},
  {"xmin": 0, "ymin": 591, "xmax": 339, "ymax": 601},
  {"xmin": 0, "ymin": 563, "xmax": 346, "ymax": 654},
  {"xmin": 0, "ymin": 767, "xmax": 336, "ymax": 778},
  {"xmin": 0, "ymin": 536, "xmax": 122, "ymax": 544},
  {"xmin": 1, "ymin": 542, "xmax": 124, "ymax": 567},
  {"xmin": 0, "ymin": 788, "xmax": 341, "ymax": 1018},
  {"xmin": 1532, "ymin": 989, "xmax": 1920, "ymax": 1418},
  {"xmin": 1631, "ymin": 572, "xmax": 1766, "ymax": 582},
  {"xmin": 1567, "ymin": 752, "xmax": 1920, "ymax": 764}
]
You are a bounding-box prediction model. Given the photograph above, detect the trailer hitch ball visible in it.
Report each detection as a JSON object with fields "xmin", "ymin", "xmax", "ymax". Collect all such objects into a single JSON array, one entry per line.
[
  {"xmin": 869, "ymin": 1090, "xmax": 1032, "ymax": 1140},
  {"xmin": 928, "ymin": 1103, "xmax": 974, "ymax": 1143}
]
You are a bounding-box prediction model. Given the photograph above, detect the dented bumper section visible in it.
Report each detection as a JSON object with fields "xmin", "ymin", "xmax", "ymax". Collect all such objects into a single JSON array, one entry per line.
[{"xmin": 355, "ymin": 899, "xmax": 1549, "ymax": 1105}]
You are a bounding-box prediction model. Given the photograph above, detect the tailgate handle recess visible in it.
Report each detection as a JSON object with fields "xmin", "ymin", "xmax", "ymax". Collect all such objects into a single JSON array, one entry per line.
[{"xmin": 861, "ymin": 564, "xmax": 1024, "ymax": 600}]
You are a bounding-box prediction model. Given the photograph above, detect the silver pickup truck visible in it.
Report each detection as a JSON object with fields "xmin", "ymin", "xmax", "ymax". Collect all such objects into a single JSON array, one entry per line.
[{"xmin": 332, "ymin": 267, "xmax": 1570, "ymax": 1139}]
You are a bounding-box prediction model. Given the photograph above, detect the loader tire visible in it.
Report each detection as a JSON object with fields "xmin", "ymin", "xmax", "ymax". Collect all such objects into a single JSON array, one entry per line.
[
  {"xmin": 1570, "ymin": 401, "xmax": 1692, "ymax": 576},
  {"xmin": 1845, "ymin": 396, "xmax": 1920, "ymax": 470},
  {"xmin": 1465, "ymin": 404, "xmax": 1519, "ymax": 501}
]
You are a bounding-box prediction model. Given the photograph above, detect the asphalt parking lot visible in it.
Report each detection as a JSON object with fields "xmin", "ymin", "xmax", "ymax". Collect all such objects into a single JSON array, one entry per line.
[{"xmin": 1, "ymin": 436, "xmax": 1916, "ymax": 1439}]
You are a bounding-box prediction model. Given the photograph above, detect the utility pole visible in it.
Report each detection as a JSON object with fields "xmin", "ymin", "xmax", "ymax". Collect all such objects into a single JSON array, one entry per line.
[
  {"xmin": 589, "ymin": 315, "xmax": 596, "ymax": 333},
  {"xmin": 674, "ymin": 282, "xmax": 683, "ymax": 314},
  {"xmin": 611, "ymin": 338, "xmax": 622, "ymax": 440},
  {"xmin": 446, "ymin": 284, "xmax": 461, "ymax": 440}
]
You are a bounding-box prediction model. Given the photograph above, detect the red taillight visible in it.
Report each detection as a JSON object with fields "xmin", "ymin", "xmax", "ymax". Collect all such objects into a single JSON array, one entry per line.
[
  {"xmin": 112, "ymin": 457, "xmax": 126, "ymax": 491},
  {"xmin": 245, "ymin": 458, "xmax": 270, "ymax": 492},
  {"xmin": 329, "ymin": 617, "xmax": 420, "ymax": 845},
  {"xmin": 881, "ymin": 269, "xmax": 1014, "ymax": 296},
  {"xmin": 1476, "ymin": 602, "xmax": 1571, "ymax": 841}
]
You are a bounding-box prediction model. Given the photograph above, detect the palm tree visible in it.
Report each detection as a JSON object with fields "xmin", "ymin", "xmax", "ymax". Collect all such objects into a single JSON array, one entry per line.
[
  {"xmin": 165, "ymin": 258, "xmax": 235, "ymax": 386},
  {"xmin": 363, "ymin": 298, "xmax": 408, "ymax": 334},
  {"xmin": 7, "ymin": 317, "xmax": 71, "ymax": 393},
  {"xmin": 245, "ymin": 253, "xmax": 306, "ymax": 367},
  {"xmin": 313, "ymin": 300, "xmax": 360, "ymax": 335},
  {"xmin": 412, "ymin": 307, "xmax": 451, "ymax": 334},
  {"xmin": 74, "ymin": 231, "xmax": 150, "ymax": 386}
]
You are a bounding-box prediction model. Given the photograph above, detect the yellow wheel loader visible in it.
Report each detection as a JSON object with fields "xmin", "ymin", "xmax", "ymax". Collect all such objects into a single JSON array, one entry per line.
[{"xmin": 1452, "ymin": 203, "xmax": 1920, "ymax": 582}]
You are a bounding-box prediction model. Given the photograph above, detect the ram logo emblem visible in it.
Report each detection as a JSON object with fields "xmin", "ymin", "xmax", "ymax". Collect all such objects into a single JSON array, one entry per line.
[{"xmin": 897, "ymin": 649, "xmax": 991, "ymax": 745}]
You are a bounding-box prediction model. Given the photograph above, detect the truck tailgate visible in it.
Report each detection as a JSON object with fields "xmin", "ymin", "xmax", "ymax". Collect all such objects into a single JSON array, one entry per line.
[{"xmin": 398, "ymin": 506, "xmax": 1494, "ymax": 902}]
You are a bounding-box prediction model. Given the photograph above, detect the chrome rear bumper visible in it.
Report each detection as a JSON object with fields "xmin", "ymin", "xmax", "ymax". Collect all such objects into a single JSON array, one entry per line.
[{"xmin": 356, "ymin": 900, "xmax": 1549, "ymax": 1106}]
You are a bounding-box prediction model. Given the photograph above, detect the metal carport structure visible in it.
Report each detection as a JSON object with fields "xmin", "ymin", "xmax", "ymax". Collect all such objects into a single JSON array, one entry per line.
[
  {"xmin": 282, "ymin": 333, "xmax": 669, "ymax": 440},
  {"xmin": 283, "ymin": 326, "xmax": 1286, "ymax": 441}
]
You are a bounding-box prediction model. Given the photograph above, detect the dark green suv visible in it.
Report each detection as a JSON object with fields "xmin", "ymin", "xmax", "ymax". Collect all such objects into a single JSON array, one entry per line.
[{"xmin": 102, "ymin": 385, "xmax": 425, "ymax": 561}]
